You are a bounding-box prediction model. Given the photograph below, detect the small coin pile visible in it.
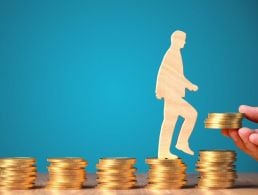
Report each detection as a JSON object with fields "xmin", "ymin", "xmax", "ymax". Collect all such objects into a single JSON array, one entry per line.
[
  {"xmin": 96, "ymin": 158, "xmax": 137, "ymax": 189},
  {"xmin": 205, "ymin": 113, "xmax": 244, "ymax": 129},
  {"xmin": 0, "ymin": 157, "xmax": 37, "ymax": 190},
  {"xmin": 196, "ymin": 150, "xmax": 237, "ymax": 189},
  {"xmin": 46, "ymin": 157, "xmax": 87, "ymax": 189},
  {"xmin": 145, "ymin": 158, "xmax": 187, "ymax": 189}
]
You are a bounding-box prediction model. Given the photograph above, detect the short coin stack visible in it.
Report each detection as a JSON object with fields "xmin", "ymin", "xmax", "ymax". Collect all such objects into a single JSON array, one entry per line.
[
  {"xmin": 46, "ymin": 157, "xmax": 87, "ymax": 189},
  {"xmin": 96, "ymin": 158, "xmax": 137, "ymax": 189},
  {"xmin": 0, "ymin": 157, "xmax": 37, "ymax": 190},
  {"xmin": 145, "ymin": 158, "xmax": 187, "ymax": 189},
  {"xmin": 196, "ymin": 150, "xmax": 237, "ymax": 189},
  {"xmin": 205, "ymin": 113, "xmax": 244, "ymax": 129}
]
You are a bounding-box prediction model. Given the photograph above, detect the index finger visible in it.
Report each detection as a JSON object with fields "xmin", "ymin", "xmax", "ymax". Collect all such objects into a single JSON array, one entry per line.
[{"xmin": 239, "ymin": 105, "xmax": 258, "ymax": 123}]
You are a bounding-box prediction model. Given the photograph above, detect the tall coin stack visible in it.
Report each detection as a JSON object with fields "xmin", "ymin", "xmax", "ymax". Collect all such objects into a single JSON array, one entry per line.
[
  {"xmin": 205, "ymin": 113, "xmax": 244, "ymax": 129},
  {"xmin": 0, "ymin": 157, "xmax": 37, "ymax": 190},
  {"xmin": 96, "ymin": 158, "xmax": 137, "ymax": 189},
  {"xmin": 46, "ymin": 158, "xmax": 87, "ymax": 189},
  {"xmin": 145, "ymin": 158, "xmax": 187, "ymax": 189},
  {"xmin": 196, "ymin": 150, "xmax": 237, "ymax": 189}
]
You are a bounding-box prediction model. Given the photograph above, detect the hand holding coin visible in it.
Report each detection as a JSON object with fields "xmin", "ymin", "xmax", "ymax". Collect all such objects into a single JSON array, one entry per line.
[{"xmin": 221, "ymin": 105, "xmax": 258, "ymax": 161}]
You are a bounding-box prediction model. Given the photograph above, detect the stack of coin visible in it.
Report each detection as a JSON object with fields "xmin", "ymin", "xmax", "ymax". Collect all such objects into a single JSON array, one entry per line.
[
  {"xmin": 205, "ymin": 113, "xmax": 244, "ymax": 129},
  {"xmin": 145, "ymin": 158, "xmax": 187, "ymax": 189},
  {"xmin": 0, "ymin": 157, "xmax": 37, "ymax": 190},
  {"xmin": 96, "ymin": 157, "xmax": 137, "ymax": 189},
  {"xmin": 196, "ymin": 150, "xmax": 237, "ymax": 189},
  {"xmin": 46, "ymin": 157, "xmax": 87, "ymax": 189}
]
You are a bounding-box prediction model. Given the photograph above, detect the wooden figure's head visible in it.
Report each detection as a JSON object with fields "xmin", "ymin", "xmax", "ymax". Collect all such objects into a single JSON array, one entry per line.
[{"xmin": 171, "ymin": 30, "xmax": 186, "ymax": 49}]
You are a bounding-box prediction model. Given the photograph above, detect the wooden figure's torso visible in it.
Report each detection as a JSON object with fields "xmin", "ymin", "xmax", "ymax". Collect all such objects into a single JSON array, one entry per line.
[{"xmin": 156, "ymin": 48, "xmax": 186, "ymax": 99}]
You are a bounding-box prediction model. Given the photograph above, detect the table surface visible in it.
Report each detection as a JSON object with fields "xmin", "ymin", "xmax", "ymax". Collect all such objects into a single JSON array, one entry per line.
[{"xmin": 0, "ymin": 173, "xmax": 257, "ymax": 195}]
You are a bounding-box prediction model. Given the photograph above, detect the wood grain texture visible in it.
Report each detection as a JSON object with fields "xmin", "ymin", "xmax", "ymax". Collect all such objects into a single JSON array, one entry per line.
[{"xmin": 0, "ymin": 173, "xmax": 257, "ymax": 194}]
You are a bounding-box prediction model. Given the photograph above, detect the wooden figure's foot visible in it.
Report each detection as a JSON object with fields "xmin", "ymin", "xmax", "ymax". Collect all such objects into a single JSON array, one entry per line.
[{"xmin": 175, "ymin": 143, "xmax": 194, "ymax": 155}]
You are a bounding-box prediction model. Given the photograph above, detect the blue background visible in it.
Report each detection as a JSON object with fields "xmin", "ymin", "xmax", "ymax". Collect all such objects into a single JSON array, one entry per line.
[{"xmin": 0, "ymin": 0, "xmax": 258, "ymax": 173}]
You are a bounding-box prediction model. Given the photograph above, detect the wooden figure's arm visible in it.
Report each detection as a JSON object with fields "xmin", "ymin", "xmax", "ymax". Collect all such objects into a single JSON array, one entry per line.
[
  {"xmin": 180, "ymin": 75, "xmax": 198, "ymax": 91},
  {"xmin": 182, "ymin": 76, "xmax": 194, "ymax": 88}
]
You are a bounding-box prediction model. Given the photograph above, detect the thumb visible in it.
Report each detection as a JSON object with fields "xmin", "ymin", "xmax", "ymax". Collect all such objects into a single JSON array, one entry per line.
[
  {"xmin": 239, "ymin": 105, "xmax": 258, "ymax": 123},
  {"xmin": 249, "ymin": 132, "xmax": 258, "ymax": 145}
]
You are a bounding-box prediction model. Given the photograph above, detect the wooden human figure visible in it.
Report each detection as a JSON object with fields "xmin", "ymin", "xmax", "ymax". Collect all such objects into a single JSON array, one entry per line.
[{"xmin": 156, "ymin": 30, "xmax": 198, "ymax": 159}]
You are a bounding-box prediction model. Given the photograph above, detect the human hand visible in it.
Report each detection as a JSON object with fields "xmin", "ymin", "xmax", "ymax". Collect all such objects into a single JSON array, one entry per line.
[
  {"xmin": 221, "ymin": 105, "xmax": 258, "ymax": 161},
  {"xmin": 188, "ymin": 84, "xmax": 198, "ymax": 91}
]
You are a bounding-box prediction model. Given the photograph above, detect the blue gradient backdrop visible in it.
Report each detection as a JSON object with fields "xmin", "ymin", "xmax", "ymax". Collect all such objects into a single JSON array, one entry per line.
[{"xmin": 0, "ymin": 0, "xmax": 258, "ymax": 173}]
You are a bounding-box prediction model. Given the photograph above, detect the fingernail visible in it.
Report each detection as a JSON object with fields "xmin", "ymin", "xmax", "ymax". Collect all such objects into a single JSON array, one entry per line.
[
  {"xmin": 239, "ymin": 105, "xmax": 251, "ymax": 113},
  {"xmin": 239, "ymin": 105, "xmax": 247, "ymax": 113}
]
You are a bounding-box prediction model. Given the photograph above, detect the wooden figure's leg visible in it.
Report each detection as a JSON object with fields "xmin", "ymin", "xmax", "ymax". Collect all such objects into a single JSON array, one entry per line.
[
  {"xmin": 158, "ymin": 100, "xmax": 178, "ymax": 159},
  {"xmin": 175, "ymin": 99, "xmax": 197, "ymax": 155}
]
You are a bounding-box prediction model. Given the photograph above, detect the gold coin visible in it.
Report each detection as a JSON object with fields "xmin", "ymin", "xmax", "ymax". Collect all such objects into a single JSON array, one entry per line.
[
  {"xmin": 198, "ymin": 180, "xmax": 234, "ymax": 186},
  {"xmin": 0, "ymin": 157, "xmax": 36, "ymax": 163},
  {"xmin": 97, "ymin": 167, "xmax": 136, "ymax": 173},
  {"xmin": 99, "ymin": 157, "xmax": 136, "ymax": 164},
  {"xmin": 146, "ymin": 183, "xmax": 185, "ymax": 189},
  {"xmin": 0, "ymin": 176, "xmax": 36, "ymax": 182},
  {"xmin": 96, "ymin": 174, "xmax": 136, "ymax": 179},
  {"xmin": 48, "ymin": 166, "xmax": 85, "ymax": 171},
  {"xmin": 146, "ymin": 158, "xmax": 184, "ymax": 164},
  {"xmin": 48, "ymin": 164, "xmax": 86, "ymax": 170},
  {"xmin": 207, "ymin": 113, "xmax": 244, "ymax": 118},
  {"xmin": 47, "ymin": 180, "xmax": 84, "ymax": 184},
  {"xmin": 199, "ymin": 150, "xmax": 236, "ymax": 156},
  {"xmin": 47, "ymin": 158, "xmax": 85, "ymax": 163},
  {"xmin": 49, "ymin": 176, "xmax": 86, "ymax": 181},
  {"xmin": 97, "ymin": 177, "xmax": 136, "ymax": 182},
  {"xmin": 96, "ymin": 163, "xmax": 134, "ymax": 170},
  {"xmin": 48, "ymin": 165, "xmax": 86, "ymax": 169},
  {"xmin": 0, "ymin": 163, "xmax": 35, "ymax": 168},
  {"xmin": 197, "ymin": 184, "xmax": 233, "ymax": 189},
  {"xmin": 196, "ymin": 160, "xmax": 235, "ymax": 165},
  {"xmin": 0, "ymin": 183, "xmax": 35, "ymax": 188},
  {"xmin": 205, "ymin": 118, "xmax": 242, "ymax": 122},
  {"xmin": 199, "ymin": 171, "xmax": 237, "ymax": 176},
  {"xmin": 46, "ymin": 184, "xmax": 82, "ymax": 189},
  {"xmin": 0, "ymin": 166, "xmax": 37, "ymax": 172},
  {"xmin": 147, "ymin": 176, "xmax": 186, "ymax": 182},
  {"xmin": 96, "ymin": 181, "xmax": 136, "ymax": 189},
  {"xmin": 205, "ymin": 124, "xmax": 241, "ymax": 129},
  {"xmin": 204, "ymin": 122, "xmax": 242, "ymax": 126},
  {"xmin": 0, "ymin": 172, "xmax": 36, "ymax": 177},
  {"xmin": 0, "ymin": 185, "xmax": 34, "ymax": 190},
  {"xmin": 199, "ymin": 167, "xmax": 236, "ymax": 172},
  {"xmin": 96, "ymin": 173, "xmax": 135, "ymax": 179},
  {"xmin": 149, "ymin": 166, "xmax": 186, "ymax": 172},
  {"xmin": 96, "ymin": 185, "xmax": 134, "ymax": 190},
  {"xmin": 148, "ymin": 180, "xmax": 186, "ymax": 185}
]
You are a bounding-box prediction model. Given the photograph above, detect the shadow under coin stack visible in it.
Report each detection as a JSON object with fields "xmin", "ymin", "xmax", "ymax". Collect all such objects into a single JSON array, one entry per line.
[
  {"xmin": 0, "ymin": 157, "xmax": 37, "ymax": 190},
  {"xmin": 196, "ymin": 150, "xmax": 237, "ymax": 189},
  {"xmin": 96, "ymin": 158, "xmax": 137, "ymax": 189},
  {"xmin": 145, "ymin": 158, "xmax": 187, "ymax": 189},
  {"xmin": 46, "ymin": 158, "xmax": 87, "ymax": 189},
  {"xmin": 205, "ymin": 113, "xmax": 244, "ymax": 129}
]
